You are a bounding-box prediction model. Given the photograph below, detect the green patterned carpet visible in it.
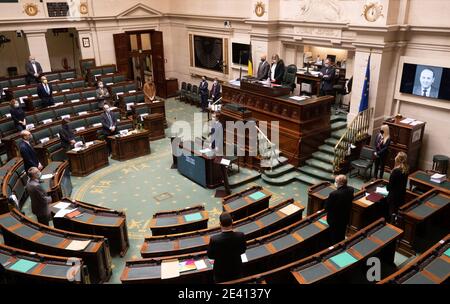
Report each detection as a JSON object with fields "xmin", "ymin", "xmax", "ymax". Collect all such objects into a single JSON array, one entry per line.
[{"xmin": 17, "ymin": 98, "xmax": 404, "ymax": 283}]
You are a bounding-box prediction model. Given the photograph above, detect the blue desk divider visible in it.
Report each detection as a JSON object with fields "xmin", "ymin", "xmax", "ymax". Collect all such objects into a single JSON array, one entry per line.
[
  {"xmin": 249, "ymin": 191, "xmax": 265, "ymax": 201},
  {"xmin": 9, "ymin": 259, "xmax": 38, "ymax": 273},
  {"xmin": 184, "ymin": 212, "xmax": 203, "ymax": 222},
  {"xmin": 329, "ymin": 251, "xmax": 358, "ymax": 269},
  {"xmin": 318, "ymin": 217, "xmax": 328, "ymax": 226}
]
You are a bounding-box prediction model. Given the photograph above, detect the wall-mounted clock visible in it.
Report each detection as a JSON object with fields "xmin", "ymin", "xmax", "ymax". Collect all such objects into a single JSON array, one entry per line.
[
  {"xmin": 23, "ymin": 3, "xmax": 39, "ymax": 16},
  {"xmin": 255, "ymin": 1, "xmax": 265, "ymax": 17},
  {"xmin": 80, "ymin": 2, "xmax": 88, "ymax": 15},
  {"xmin": 362, "ymin": 2, "xmax": 383, "ymax": 22}
]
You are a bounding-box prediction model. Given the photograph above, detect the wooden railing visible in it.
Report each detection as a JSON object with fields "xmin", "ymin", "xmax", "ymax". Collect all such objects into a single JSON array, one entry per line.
[{"xmin": 333, "ymin": 107, "xmax": 373, "ymax": 172}]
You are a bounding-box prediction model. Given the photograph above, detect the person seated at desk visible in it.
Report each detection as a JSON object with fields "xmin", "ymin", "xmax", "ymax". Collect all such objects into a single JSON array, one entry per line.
[
  {"xmin": 59, "ymin": 118, "xmax": 76, "ymax": 151},
  {"xmin": 26, "ymin": 167, "xmax": 52, "ymax": 226},
  {"xmin": 19, "ymin": 130, "xmax": 43, "ymax": 172},
  {"xmin": 207, "ymin": 212, "xmax": 246, "ymax": 283},
  {"xmin": 384, "ymin": 152, "xmax": 409, "ymax": 223},
  {"xmin": 257, "ymin": 54, "xmax": 270, "ymax": 81},
  {"xmin": 37, "ymin": 76, "xmax": 55, "ymax": 107},
  {"xmin": 9, "ymin": 99, "xmax": 26, "ymax": 131},
  {"xmin": 319, "ymin": 58, "xmax": 336, "ymax": 97},
  {"xmin": 325, "ymin": 175, "xmax": 354, "ymax": 244},
  {"xmin": 143, "ymin": 77, "xmax": 156, "ymax": 102},
  {"xmin": 270, "ymin": 54, "xmax": 285, "ymax": 85},
  {"xmin": 96, "ymin": 81, "xmax": 110, "ymax": 109}
]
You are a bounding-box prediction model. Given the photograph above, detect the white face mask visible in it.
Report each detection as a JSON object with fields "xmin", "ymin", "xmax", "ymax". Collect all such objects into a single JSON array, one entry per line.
[
  {"xmin": 14, "ymin": 103, "xmax": 19, "ymax": 108},
  {"xmin": 99, "ymin": 84, "xmax": 104, "ymax": 88},
  {"xmin": 38, "ymin": 172, "xmax": 42, "ymax": 179},
  {"xmin": 334, "ymin": 182, "xmax": 338, "ymax": 188}
]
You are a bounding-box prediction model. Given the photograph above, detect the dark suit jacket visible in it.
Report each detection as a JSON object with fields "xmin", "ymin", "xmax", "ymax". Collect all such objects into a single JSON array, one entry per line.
[
  {"xmin": 320, "ymin": 66, "xmax": 336, "ymax": 91},
  {"xmin": 19, "ymin": 141, "xmax": 39, "ymax": 172},
  {"xmin": 10, "ymin": 107, "xmax": 26, "ymax": 130},
  {"xmin": 375, "ymin": 134, "xmax": 391, "ymax": 159},
  {"xmin": 25, "ymin": 61, "xmax": 43, "ymax": 84},
  {"xmin": 26, "ymin": 179, "xmax": 51, "ymax": 217},
  {"xmin": 413, "ymin": 85, "xmax": 439, "ymax": 98},
  {"xmin": 207, "ymin": 230, "xmax": 246, "ymax": 282},
  {"xmin": 270, "ymin": 60, "xmax": 285, "ymax": 84},
  {"xmin": 210, "ymin": 83, "xmax": 221, "ymax": 101},
  {"xmin": 386, "ymin": 168, "xmax": 408, "ymax": 213},
  {"xmin": 100, "ymin": 111, "xmax": 117, "ymax": 136},
  {"xmin": 37, "ymin": 83, "xmax": 54, "ymax": 107},
  {"xmin": 59, "ymin": 127, "xmax": 75, "ymax": 150},
  {"xmin": 257, "ymin": 61, "xmax": 270, "ymax": 80},
  {"xmin": 199, "ymin": 81, "xmax": 208, "ymax": 96},
  {"xmin": 325, "ymin": 185, "xmax": 354, "ymax": 230}
]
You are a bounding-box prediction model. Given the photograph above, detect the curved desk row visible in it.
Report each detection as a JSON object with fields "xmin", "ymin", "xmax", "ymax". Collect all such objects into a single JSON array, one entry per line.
[
  {"xmin": 0, "ymin": 158, "xmax": 27, "ymax": 214},
  {"xmin": 0, "ymin": 208, "xmax": 112, "ymax": 283},
  {"xmin": 149, "ymin": 205, "xmax": 208, "ymax": 236},
  {"xmin": 222, "ymin": 185, "xmax": 272, "ymax": 221},
  {"xmin": 141, "ymin": 198, "xmax": 304, "ymax": 258},
  {"xmin": 122, "ymin": 210, "xmax": 328, "ymax": 284},
  {"xmin": 50, "ymin": 198, "xmax": 129, "ymax": 257},
  {"xmin": 0, "ymin": 243, "xmax": 89, "ymax": 284}
]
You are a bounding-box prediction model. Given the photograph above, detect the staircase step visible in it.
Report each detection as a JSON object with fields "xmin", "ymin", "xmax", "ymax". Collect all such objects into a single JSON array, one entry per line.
[
  {"xmin": 312, "ymin": 151, "xmax": 334, "ymax": 164},
  {"xmin": 260, "ymin": 155, "xmax": 288, "ymax": 169},
  {"xmin": 332, "ymin": 129, "xmax": 346, "ymax": 140},
  {"xmin": 263, "ymin": 163, "xmax": 295, "ymax": 178},
  {"xmin": 298, "ymin": 165, "xmax": 335, "ymax": 182},
  {"xmin": 330, "ymin": 114, "xmax": 347, "ymax": 124},
  {"xmin": 305, "ymin": 159, "xmax": 334, "ymax": 172},
  {"xmin": 262, "ymin": 170, "xmax": 300, "ymax": 186},
  {"xmin": 325, "ymin": 137, "xmax": 339, "ymax": 147},
  {"xmin": 295, "ymin": 172, "xmax": 322, "ymax": 186},
  {"xmin": 318, "ymin": 144, "xmax": 335, "ymax": 155},
  {"xmin": 228, "ymin": 168, "xmax": 261, "ymax": 188},
  {"xmin": 331, "ymin": 121, "xmax": 347, "ymax": 132}
]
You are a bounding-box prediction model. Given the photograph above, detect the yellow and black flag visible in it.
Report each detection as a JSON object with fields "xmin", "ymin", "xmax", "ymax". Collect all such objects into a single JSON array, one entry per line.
[{"xmin": 247, "ymin": 43, "xmax": 253, "ymax": 77}]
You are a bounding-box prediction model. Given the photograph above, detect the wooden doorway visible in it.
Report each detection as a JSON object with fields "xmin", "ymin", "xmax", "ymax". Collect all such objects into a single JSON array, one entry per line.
[{"xmin": 113, "ymin": 30, "xmax": 166, "ymax": 97}]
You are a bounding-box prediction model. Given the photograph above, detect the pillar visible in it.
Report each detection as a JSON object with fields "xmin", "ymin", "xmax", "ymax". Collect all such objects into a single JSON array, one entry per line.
[{"xmin": 24, "ymin": 30, "xmax": 51, "ymax": 72}]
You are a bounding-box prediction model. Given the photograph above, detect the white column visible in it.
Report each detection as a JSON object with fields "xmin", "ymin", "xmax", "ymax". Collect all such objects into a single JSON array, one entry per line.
[{"xmin": 25, "ymin": 30, "xmax": 51, "ymax": 72}]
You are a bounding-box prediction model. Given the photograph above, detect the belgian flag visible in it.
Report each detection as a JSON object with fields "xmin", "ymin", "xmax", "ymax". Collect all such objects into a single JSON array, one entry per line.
[{"xmin": 247, "ymin": 43, "xmax": 253, "ymax": 77}]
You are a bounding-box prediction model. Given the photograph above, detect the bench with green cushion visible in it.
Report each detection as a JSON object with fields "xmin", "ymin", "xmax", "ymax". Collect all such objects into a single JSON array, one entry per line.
[
  {"xmin": 45, "ymin": 73, "xmax": 59, "ymax": 82},
  {"xmin": 32, "ymin": 128, "xmax": 52, "ymax": 143},
  {"xmin": 102, "ymin": 66, "xmax": 116, "ymax": 74},
  {"xmin": 81, "ymin": 90, "xmax": 96, "ymax": 99},
  {"xmin": 54, "ymin": 106, "xmax": 74, "ymax": 118},
  {"xmin": 0, "ymin": 120, "xmax": 16, "ymax": 136},
  {"xmin": 73, "ymin": 103, "xmax": 91, "ymax": 115},
  {"xmin": 59, "ymin": 71, "xmax": 76, "ymax": 80},
  {"xmin": 55, "ymin": 82, "xmax": 71, "ymax": 91},
  {"xmin": 35, "ymin": 110, "xmax": 56, "ymax": 123},
  {"xmin": 9, "ymin": 78, "xmax": 26, "ymax": 87},
  {"xmin": 68, "ymin": 118, "xmax": 87, "ymax": 130},
  {"xmin": 86, "ymin": 115, "xmax": 101, "ymax": 126},
  {"xmin": 65, "ymin": 92, "xmax": 81, "ymax": 102}
]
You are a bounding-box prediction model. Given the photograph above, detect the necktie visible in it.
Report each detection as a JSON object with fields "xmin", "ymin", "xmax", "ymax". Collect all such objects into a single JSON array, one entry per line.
[
  {"xmin": 422, "ymin": 89, "xmax": 427, "ymax": 96},
  {"xmin": 107, "ymin": 112, "xmax": 113, "ymax": 126},
  {"xmin": 45, "ymin": 84, "xmax": 49, "ymax": 94}
]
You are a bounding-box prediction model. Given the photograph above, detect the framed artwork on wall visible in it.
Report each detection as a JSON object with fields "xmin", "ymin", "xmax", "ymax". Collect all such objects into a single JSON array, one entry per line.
[{"xmin": 82, "ymin": 37, "xmax": 90, "ymax": 48}]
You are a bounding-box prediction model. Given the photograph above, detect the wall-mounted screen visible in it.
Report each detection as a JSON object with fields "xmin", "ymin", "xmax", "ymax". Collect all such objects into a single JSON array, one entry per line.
[
  {"xmin": 193, "ymin": 35, "xmax": 223, "ymax": 72},
  {"xmin": 232, "ymin": 43, "xmax": 250, "ymax": 65},
  {"xmin": 400, "ymin": 63, "xmax": 450, "ymax": 101}
]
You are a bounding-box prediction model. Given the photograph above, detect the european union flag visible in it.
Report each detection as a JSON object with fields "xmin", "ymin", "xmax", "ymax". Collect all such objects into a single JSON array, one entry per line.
[{"xmin": 358, "ymin": 54, "xmax": 371, "ymax": 112}]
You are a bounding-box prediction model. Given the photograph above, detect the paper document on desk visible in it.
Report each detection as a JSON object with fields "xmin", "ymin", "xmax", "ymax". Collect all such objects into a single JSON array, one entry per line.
[
  {"xmin": 410, "ymin": 120, "xmax": 423, "ymax": 126},
  {"xmin": 161, "ymin": 259, "xmax": 180, "ymax": 279},
  {"xmin": 65, "ymin": 240, "xmax": 91, "ymax": 251},
  {"xmin": 375, "ymin": 186, "xmax": 389, "ymax": 196},
  {"xmin": 194, "ymin": 259, "xmax": 207, "ymax": 270},
  {"xmin": 400, "ymin": 118, "xmax": 415, "ymax": 124},
  {"xmin": 53, "ymin": 202, "xmax": 71, "ymax": 210},
  {"xmin": 199, "ymin": 148, "xmax": 212, "ymax": 154},
  {"xmin": 220, "ymin": 158, "xmax": 231, "ymax": 166},
  {"xmin": 279, "ymin": 204, "xmax": 301, "ymax": 216},
  {"xmin": 241, "ymin": 253, "xmax": 248, "ymax": 263},
  {"xmin": 54, "ymin": 208, "xmax": 76, "ymax": 218},
  {"xmin": 229, "ymin": 80, "xmax": 241, "ymax": 86},
  {"xmin": 430, "ymin": 173, "xmax": 446, "ymax": 183},
  {"xmin": 41, "ymin": 174, "xmax": 54, "ymax": 180}
]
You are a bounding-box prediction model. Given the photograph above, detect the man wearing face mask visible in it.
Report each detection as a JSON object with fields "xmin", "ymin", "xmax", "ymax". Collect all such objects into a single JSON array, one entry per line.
[
  {"xmin": 19, "ymin": 130, "xmax": 43, "ymax": 172},
  {"xmin": 96, "ymin": 81, "xmax": 110, "ymax": 109},
  {"xmin": 9, "ymin": 99, "xmax": 26, "ymax": 131},
  {"xmin": 25, "ymin": 55, "xmax": 43, "ymax": 84},
  {"xmin": 324, "ymin": 175, "xmax": 354, "ymax": 244},
  {"xmin": 199, "ymin": 76, "xmax": 209, "ymax": 112},
  {"xmin": 319, "ymin": 58, "xmax": 336, "ymax": 97},
  {"xmin": 256, "ymin": 54, "xmax": 270, "ymax": 81},
  {"xmin": 210, "ymin": 78, "xmax": 221, "ymax": 103},
  {"xmin": 26, "ymin": 167, "xmax": 52, "ymax": 226},
  {"xmin": 37, "ymin": 76, "xmax": 55, "ymax": 107},
  {"xmin": 101, "ymin": 104, "xmax": 118, "ymax": 154}
]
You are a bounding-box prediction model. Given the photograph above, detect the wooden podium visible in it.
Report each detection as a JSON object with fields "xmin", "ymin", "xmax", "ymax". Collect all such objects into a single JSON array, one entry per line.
[
  {"xmin": 142, "ymin": 113, "xmax": 165, "ymax": 140},
  {"xmin": 109, "ymin": 129, "xmax": 151, "ymax": 161},
  {"xmin": 67, "ymin": 140, "xmax": 109, "ymax": 177}
]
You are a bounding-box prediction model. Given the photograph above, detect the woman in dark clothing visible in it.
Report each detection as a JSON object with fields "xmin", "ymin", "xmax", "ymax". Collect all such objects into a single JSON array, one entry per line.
[
  {"xmin": 9, "ymin": 99, "xmax": 26, "ymax": 131},
  {"xmin": 373, "ymin": 124, "xmax": 391, "ymax": 179},
  {"xmin": 385, "ymin": 152, "xmax": 409, "ymax": 223},
  {"xmin": 59, "ymin": 118, "xmax": 76, "ymax": 150}
]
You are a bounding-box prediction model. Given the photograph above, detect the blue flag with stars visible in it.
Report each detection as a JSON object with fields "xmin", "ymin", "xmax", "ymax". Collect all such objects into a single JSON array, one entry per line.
[{"xmin": 358, "ymin": 54, "xmax": 371, "ymax": 112}]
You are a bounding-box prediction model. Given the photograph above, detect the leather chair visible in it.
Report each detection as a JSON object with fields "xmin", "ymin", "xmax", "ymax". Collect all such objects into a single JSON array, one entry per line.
[
  {"xmin": 281, "ymin": 64, "xmax": 297, "ymax": 93},
  {"xmin": 350, "ymin": 145, "xmax": 375, "ymax": 181}
]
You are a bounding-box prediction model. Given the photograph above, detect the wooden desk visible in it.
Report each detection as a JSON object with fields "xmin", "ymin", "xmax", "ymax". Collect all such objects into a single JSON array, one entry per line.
[
  {"xmin": 40, "ymin": 161, "xmax": 72, "ymax": 203},
  {"xmin": 307, "ymin": 182, "xmax": 359, "ymax": 216},
  {"xmin": 0, "ymin": 208, "xmax": 112, "ymax": 283},
  {"xmin": 296, "ymin": 72, "xmax": 321, "ymax": 96},
  {"xmin": 67, "ymin": 140, "xmax": 109, "ymax": 177},
  {"xmin": 148, "ymin": 205, "xmax": 209, "ymax": 236},
  {"xmin": 142, "ymin": 113, "xmax": 165, "ymax": 140},
  {"xmin": 222, "ymin": 83, "xmax": 332, "ymax": 166},
  {"xmin": 408, "ymin": 170, "xmax": 450, "ymax": 194},
  {"xmin": 140, "ymin": 199, "xmax": 304, "ymax": 258},
  {"xmin": 50, "ymin": 198, "xmax": 129, "ymax": 257},
  {"xmin": 160, "ymin": 78, "xmax": 179, "ymax": 99},
  {"xmin": 222, "ymin": 186, "xmax": 272, "ymax": 221},
  {"xmin": 176, "ymin": 140, "xmax": 222, "ymax": 189},
  {"xmin": 109, "ymin": 129, "xmax": 151, "ymax": 161}
]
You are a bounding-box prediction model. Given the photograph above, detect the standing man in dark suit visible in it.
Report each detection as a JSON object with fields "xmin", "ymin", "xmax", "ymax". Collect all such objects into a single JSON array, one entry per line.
[
  {"xmin": 325, "ymin": 175, "xmax": 354, "ymax": 244},
  {"xmin": 9, "ymin": 99, "xmax": 26, "ymax": 131},
  {"xmin": 101, "ymin": 104, "xmax": 118, "ymax": 154},
  {"xmin": 25, "ymin": 56, "xmax": 43, "ymax": 84},
  {"xmin": 37, "ymin": 76, "xmax": 55, "ymax": 107},
  {"xmin": 210, "ymin": 78, "xmax": 221, "ymax": 102},
  {"xmin": 319, "ymin": 58, "xmax": 336, "ymax": 96},
  {"xmin": 19, "ymin": 130, "xmax": 43, "ymax": 172},
  {"xmin": 207, "ymin": 212, "xmax": 246, "ymax": 283},
  {"xmin": 26, "ymin": 167, "xmax": 52, "ymax": 226},
  {"xmin": 59, "ymin": 118, "xmax": 76, "ymax": 151},
  {"xmin": 199, "ymin": 76, "xmax": 209, "ymax": 112},
  {"xmin": 269, "ymin": 54, "xmax": 285, "ymax": 84},
  {"xmin": 256, "ymin": 54, "xmax": 270, "ymax": 81}
]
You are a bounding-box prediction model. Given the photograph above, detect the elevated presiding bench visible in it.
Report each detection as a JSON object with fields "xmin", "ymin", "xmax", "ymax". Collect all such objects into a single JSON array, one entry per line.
[
  {"xmin": 121, "ymin": 210, "xmax": 329, "ymax": 284},
  {"xmin": 50, "ymin": 198, "xmax": 129, "ymax": 257},
  {"xmin": 398, "ymin": 189, "xmax": 449, "ymax": 255},
  {"xmin": 379, "ymin": 234, "xmax": 449, "ymax": 284},
  {"xmin": 149, "ymin": 205, "xmax": 209, "ymax": 236},
  {"xmin": 0, "ymin": 208, "xmax": 112, "ymax": 283},
  {"xmin": 0, "ymin": 243, "xmax": 89, "ymax": 284},
  {"xmin": 141, "ymin": 199, "xmax": 304, "ymax": 258},
  {"xmin": 222, "ymin": 186, "xmax": 272, "ymax": 220}
]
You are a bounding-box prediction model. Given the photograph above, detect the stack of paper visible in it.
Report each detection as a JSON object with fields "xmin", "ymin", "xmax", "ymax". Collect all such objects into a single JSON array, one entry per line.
[
  {"xmin": 40, "ymin": 173, "xmax": 54, "ymax": 180},
  {"xmin": 375, "ymin": 186, "xmax": 389, "ymax": 197},
  {"xmin": 53, "ymin": 201, "xmax": 71, "ymax": 210},
  {"xmin": 161, "ymin": 259, "xmax": 180, "ymax": 279},
  {"xmin": 430, "ymin": 173, "xmax": 446, "ymax": 184},
  {"xmin": 66, "ymin": 240, "xmax": 91, "ymax": 251},
  {"xmin": 241, "ymin": 253, "xmax": 248, "ymax": 263},
  {"xmin": 400, "ymin": 118, "xmax": 415, "ymax": 124},
  {"xmin": 54, "ymin": 208, "xmax": 76, "ymax": 218},
  {"xmin": 194, "ymin": 259, "xmax": 207, "ymax": 270},
  {"xmin": 279, "ymin": 204, "xmax": 301, "ymax": 216}
]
